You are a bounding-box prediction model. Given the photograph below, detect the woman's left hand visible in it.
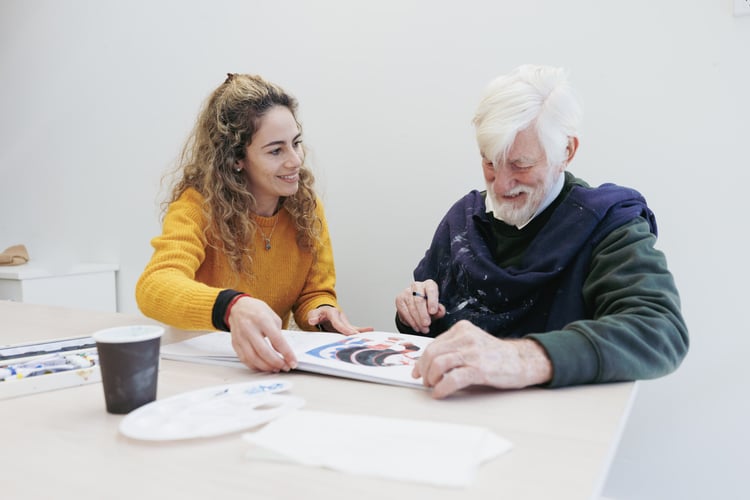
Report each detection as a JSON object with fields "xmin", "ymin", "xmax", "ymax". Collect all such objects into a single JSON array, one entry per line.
[{"xmin": 307, "ymin": 306, "xmax": 374, "ymax": 335}]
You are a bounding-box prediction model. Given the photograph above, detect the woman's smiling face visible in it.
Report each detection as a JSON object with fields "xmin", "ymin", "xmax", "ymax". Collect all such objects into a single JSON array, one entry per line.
[{"xmin": 237, "ymin": 105, "xmax": 303, "ymax": 216}]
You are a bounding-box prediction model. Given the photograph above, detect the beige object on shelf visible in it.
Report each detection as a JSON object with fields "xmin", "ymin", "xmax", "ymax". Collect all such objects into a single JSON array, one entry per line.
[{"xmin": 0, "ymin": 245, "xmax": 29, "ymax": 266}]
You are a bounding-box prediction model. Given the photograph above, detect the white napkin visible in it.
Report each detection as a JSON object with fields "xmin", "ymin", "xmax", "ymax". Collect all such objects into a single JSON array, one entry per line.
[{"xmin": 242, "ymin": 409, "xmax": 512, "ymax": 488}]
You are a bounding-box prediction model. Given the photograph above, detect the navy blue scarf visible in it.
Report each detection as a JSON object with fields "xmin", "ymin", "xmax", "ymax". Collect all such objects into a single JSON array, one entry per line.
[{"xmin": 413, "ymin": 181, "xmax": 656, "ymax": 337}]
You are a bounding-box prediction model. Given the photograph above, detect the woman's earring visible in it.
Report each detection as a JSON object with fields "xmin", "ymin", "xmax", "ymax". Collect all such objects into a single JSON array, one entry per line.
[{"xmin": 235, "ymin": 167, "xmax": 242, "ymax": 173}]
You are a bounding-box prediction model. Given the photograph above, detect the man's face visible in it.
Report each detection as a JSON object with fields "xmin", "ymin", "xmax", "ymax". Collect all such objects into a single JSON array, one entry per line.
[{"xmin": 482, "ymin": 127, "xmax": 565, "ymax": 227}]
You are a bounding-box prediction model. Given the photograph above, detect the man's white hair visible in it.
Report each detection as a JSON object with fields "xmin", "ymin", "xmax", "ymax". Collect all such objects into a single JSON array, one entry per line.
[{"xmin": 473, "ymin": 65, "xmax": 582, "ymax": 168}]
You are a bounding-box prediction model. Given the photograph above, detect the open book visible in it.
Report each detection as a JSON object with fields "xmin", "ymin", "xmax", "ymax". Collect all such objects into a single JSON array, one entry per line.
[{"xmin": 160, "ymin": 330, "xmax": 433, "ymax": 389}]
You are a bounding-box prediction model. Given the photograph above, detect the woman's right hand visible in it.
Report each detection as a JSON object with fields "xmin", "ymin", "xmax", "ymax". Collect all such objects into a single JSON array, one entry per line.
[{"xmin": 226, "ymin": 296, "xmax": 298, "ymax": 372}]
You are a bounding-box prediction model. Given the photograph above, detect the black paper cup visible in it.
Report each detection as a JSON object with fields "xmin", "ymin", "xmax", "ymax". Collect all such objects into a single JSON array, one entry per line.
[{"xmin": 92, "ymin": 325, "xmax": 164, "ymax": 414}]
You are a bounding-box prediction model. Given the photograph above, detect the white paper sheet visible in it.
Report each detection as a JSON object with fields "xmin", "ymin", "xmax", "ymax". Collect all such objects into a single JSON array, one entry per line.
[{"xmin": 242, "ymin": 409, "xmax": 512, "ymax": 488}]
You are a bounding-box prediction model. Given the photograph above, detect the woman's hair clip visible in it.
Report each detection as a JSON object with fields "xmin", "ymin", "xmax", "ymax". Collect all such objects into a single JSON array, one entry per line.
[{"xmin": 225, "ymin": 73, "xmax": 236, "ymax": 83}]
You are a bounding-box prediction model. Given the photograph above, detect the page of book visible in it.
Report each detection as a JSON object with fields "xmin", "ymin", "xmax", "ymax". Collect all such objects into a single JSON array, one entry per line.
[{"xmin": 161, "ymin": 330, "xmax": 433, "ymax": 389}]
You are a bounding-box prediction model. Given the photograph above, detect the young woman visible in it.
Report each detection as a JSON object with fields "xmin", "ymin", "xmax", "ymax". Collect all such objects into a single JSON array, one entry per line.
[{"xmin": 136, "ymin": 73, "xmax": 369, "ymax": 373}]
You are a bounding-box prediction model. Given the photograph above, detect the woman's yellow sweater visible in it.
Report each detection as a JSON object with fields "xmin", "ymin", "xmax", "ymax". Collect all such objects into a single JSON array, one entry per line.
[{"xmin": 135, "ymin": 188, "xmax": 339, "ymax": 332}]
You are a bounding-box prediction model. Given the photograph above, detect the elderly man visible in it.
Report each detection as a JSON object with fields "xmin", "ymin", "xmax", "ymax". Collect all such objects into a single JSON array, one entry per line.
[{"xmin": 395, "ymin": 65, "xmax": 688, "ymax": 398}]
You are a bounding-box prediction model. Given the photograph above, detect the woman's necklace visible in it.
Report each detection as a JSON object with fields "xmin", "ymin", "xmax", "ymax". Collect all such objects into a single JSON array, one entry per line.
[{"xmin": 258, "ymin": 216, "xmax": 279, "ymax": 251}]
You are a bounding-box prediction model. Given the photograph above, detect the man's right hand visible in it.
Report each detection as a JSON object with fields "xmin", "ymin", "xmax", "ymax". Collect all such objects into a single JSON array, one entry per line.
[
  {"xmin": 226, "ymin": 296, "xmax": 297, "ymax": 372},
  {"xmin": 395, "ymin": 279, "xmax": 446, "ymax": 334}
]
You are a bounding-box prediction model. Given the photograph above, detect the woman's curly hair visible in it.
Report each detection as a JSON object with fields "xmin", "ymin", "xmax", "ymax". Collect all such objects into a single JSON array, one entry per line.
[{"xmin": 163, "ymin": 73, "xmax": 321, "ymax": 277}]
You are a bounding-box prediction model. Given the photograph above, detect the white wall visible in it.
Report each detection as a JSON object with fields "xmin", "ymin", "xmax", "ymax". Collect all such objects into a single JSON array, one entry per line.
[{"xmin": 1, "ymin": 1, "xmax": 747, "ymax": 498}]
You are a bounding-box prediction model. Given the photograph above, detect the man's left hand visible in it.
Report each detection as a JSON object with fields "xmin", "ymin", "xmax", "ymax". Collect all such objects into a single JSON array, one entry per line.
[{"xmin": 412, "ymin": 320, "xmax": 553, "ymax": 398}]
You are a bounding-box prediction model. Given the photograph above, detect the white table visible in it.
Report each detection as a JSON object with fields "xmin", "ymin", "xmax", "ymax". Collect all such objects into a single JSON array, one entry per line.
[{"xmin": 0, "ymin": 301, "xmax": 635, "ymax": 500}]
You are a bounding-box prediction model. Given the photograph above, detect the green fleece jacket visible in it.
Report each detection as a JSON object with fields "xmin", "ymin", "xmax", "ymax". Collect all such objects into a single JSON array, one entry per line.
[{"xmin": 399, "ymin": 172, "xmax": 688, "ymax": 387}]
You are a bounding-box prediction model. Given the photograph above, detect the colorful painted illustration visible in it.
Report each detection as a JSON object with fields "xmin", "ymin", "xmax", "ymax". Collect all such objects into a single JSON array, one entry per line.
[{"xmin": 305, "ymin": 337, "xmax": 422, "ymax": 367}]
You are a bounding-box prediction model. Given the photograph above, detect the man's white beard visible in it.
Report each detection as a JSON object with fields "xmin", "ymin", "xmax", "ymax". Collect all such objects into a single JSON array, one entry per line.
[
  {"xmin": 486, "ymin": 186, "xmax": 545, "ymax": 228},
  {"xmin": 485, "ymin": 170, "xmax": 564, "ymax": 229}
]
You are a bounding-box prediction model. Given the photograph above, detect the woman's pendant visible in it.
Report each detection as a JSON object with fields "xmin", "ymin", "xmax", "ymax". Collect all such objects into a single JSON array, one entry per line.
[{"xmin": 264, "ymin": 238, "xmax": 272, "ymax": 251}]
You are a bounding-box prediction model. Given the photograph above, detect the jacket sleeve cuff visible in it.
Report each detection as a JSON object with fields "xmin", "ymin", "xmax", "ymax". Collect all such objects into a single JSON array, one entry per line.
[{"xmin": 526, "ymin": 329, "xmax": 600, "ymax": 387}]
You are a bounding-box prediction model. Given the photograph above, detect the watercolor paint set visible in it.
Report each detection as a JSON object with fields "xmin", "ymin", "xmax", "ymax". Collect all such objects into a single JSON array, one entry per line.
[{"xmin": 0, "ymin": 336, "xmax": 101, "ymax": 400}]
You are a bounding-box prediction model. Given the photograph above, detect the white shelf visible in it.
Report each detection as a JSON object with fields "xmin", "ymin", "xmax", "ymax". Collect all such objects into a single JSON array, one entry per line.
[{"xmin": 0, "ymin": 262, "xmax": 119, "ymax": 312}]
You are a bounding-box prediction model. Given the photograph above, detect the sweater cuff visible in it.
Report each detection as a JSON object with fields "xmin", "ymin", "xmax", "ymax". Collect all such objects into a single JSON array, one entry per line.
[
  {"xmin": 526, "ymin": 329, "xmax": 599, "ymax": 388},
  {"xmin": 212, "ymin": 289, "xmax": 245, "ymax": 331}
]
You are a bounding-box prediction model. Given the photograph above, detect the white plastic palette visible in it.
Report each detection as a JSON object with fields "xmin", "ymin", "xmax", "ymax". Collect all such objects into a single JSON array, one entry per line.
[{"xmin": 119, "ymin": 379, "xmax": 304, "ymax": 441}]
